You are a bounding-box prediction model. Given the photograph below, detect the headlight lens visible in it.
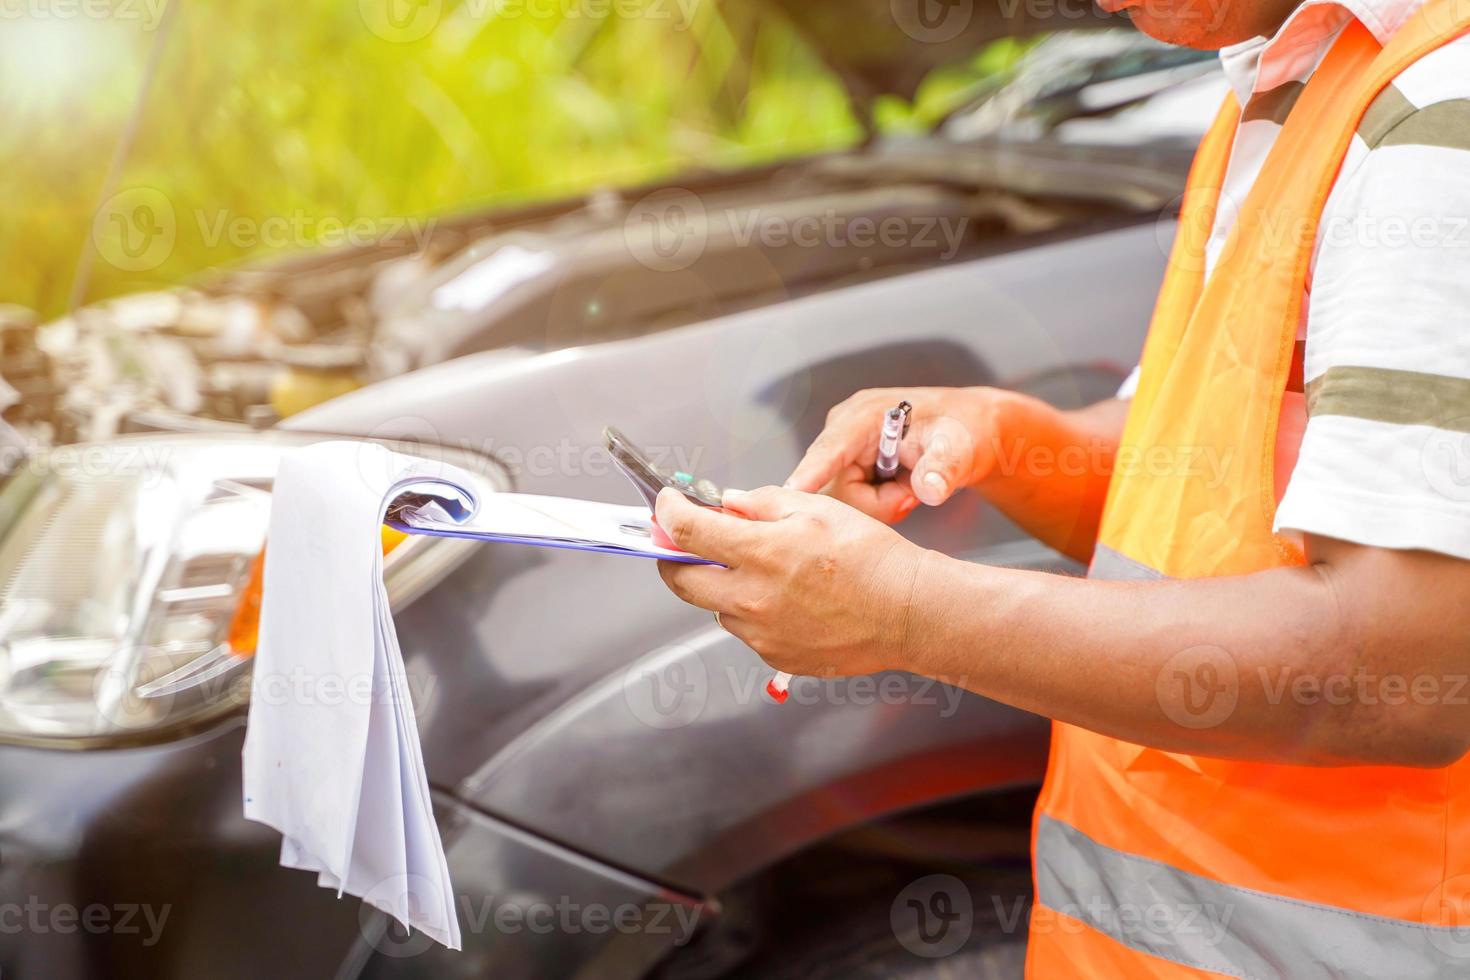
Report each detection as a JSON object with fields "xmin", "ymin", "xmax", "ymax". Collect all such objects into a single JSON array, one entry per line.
[{"xmin": 0, "ymin": 434, "xmax": 499, "ymax": 746}]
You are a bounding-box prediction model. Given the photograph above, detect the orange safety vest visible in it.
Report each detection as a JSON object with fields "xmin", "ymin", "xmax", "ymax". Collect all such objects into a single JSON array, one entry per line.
[{"xmin": 1026, "ymin": 2, "xmax": 1470, "ymax": 977}]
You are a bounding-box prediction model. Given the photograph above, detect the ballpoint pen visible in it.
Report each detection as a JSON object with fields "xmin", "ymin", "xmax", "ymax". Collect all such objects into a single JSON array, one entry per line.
[{"xmin": 875, "ymin": 400, "xmax": 912, "ymax": 482}]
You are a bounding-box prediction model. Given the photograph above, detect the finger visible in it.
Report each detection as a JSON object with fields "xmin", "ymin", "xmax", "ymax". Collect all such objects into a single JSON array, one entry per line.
[
  {"xmin": 885, "ymin": 480, "xmax": 922, "ymax": 522},
  {"xmin": 701, "ymin": 606, "xmax": 765, "ymax": 660},
  {"xmin": 826, "ymin": 463, "xmax": 917, "ymax": 523},
  {"xmin": 716, "ymin": 615, "xmax": 767, "ymax": 661},
  {"xmin": 720, "ymin": 485, "xmax": 806, "ymax": 522},
  {"xmin": 658, "ymin": 559, "xmax": 738, "ymax": 612},
  {"xmin": 785, "ymin": 428, "xmax": 866, "ymax": 494},
  {"xmin": 908, "ymin": 415, "xmax": 978, "ymax": 506},
  {"xmin": 655, "ymin": 488, "xmax": 761, "ymax": 564}
]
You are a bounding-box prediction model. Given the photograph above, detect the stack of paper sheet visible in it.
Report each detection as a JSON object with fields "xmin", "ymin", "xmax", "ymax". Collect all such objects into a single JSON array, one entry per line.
[{"xmin": 242, "ymin": 441, "xmax": 712, "ymax": 950}]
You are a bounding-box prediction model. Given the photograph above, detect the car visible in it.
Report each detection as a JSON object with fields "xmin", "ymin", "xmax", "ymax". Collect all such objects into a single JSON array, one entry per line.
[{"xmin": 0, "ymin": 4, "xmax": 1225, "ymax": 978}]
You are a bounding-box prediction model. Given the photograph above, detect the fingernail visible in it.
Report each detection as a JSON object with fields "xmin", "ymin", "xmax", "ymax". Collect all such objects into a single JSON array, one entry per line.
[
  {"xmin": 923, "ymin": 472, "xmax": 947, "ymax": 497},
  {"xmin": 722, "ymin": 488, "xmax": 749, "ymax": 506}
]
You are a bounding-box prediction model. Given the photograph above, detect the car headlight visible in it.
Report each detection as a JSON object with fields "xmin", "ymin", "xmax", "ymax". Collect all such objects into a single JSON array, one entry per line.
[{"xmin": 0, "ymin": 433, "xmax": 501, "ymax": 747}]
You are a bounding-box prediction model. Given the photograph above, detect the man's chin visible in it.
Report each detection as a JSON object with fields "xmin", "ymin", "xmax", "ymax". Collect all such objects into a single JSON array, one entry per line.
[{"xmin": 1123, "ymin": 9, "xmax": 1232, "ymax": 50}]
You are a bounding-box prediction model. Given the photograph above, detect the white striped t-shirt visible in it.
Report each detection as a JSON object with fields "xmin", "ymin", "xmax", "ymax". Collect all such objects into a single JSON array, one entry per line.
[{"xmin": 1117, "ymin": 0, "xmax": 1470, "ymax": 560}]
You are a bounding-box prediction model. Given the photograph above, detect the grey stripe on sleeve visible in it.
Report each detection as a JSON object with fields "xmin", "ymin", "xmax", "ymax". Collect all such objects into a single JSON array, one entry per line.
[{"xmin": 1306, "ymin": 366, "xmax": 1470, "ymax": 431}]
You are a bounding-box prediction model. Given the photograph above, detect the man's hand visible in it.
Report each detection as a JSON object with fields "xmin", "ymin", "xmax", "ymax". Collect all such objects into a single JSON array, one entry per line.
[
  {"xmin": 785, "ymin": 387, "xmax": 1010, "ymax": 524},
  {"xmin": 789, "ymin": 388, "xmax": 1130, "ymax": 563},
  {"xmin": 655, "ymin": 486, "xmax": 928, "ymax": 678}
]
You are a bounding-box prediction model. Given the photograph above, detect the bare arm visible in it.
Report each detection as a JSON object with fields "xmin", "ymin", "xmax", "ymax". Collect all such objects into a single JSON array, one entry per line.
[
  {"xmin": 905, "ymin": 533, "xmax": 1470, "ymax": 768},
  {"xmin": 656, "ymin": 486, "xmax": 1470, "ymax": 770}
]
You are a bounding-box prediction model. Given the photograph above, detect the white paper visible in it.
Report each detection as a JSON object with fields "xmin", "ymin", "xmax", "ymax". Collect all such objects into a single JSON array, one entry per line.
[
  {"xmin": 243, "ymin": 442, "xmax": 469, "ymax": 949},
  {"xmin": 242, "ymin": 441, "xmax": 714, "ymax": 951}
]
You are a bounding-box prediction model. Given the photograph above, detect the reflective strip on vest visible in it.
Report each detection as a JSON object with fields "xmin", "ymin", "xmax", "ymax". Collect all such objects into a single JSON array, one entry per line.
[
  {"xmin": 1089, "ymin": 544, "xmax": 1168, "ymax": 582},
  {"xmin": 1034, "ymin": 814, "xmax": 1470, "ymax": 979}
]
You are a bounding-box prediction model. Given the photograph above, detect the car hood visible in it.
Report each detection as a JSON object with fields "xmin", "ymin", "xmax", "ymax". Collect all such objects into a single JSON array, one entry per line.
[{"xmin": 760, "ymin": 0, "xmax": 1118, "ymax": 102}]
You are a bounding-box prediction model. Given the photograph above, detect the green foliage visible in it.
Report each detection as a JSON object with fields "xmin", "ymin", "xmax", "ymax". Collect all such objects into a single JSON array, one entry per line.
[{"xmin": 0, "ymin": 2, "xmax": 1026, "ymax": 320}]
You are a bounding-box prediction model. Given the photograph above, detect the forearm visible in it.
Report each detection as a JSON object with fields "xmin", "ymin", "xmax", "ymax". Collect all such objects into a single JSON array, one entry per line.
[
  {"xmin": 971, "ymin": 393, "xmax": 1127, "ymax": 563},
  {"xmin": 900, "ymin": 550, "xmax": 1468, "ymax": 767}
]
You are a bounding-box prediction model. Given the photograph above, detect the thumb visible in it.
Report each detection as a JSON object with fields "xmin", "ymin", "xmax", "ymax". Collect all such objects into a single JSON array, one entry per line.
[{"xmin": 909, "ymin": 416, "xmax": 976, "ymax": 506}]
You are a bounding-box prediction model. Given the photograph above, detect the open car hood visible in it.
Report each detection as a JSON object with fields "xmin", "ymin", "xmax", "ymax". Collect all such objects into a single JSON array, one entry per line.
[{"xmin": 760, "ymin": 0, "xmax": 1119, "ymax": 103}]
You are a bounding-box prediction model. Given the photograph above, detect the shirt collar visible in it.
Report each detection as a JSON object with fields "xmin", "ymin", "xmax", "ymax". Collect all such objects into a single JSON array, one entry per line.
[{"xmin": 1218, "ymin": 0, "xmax": 1428, "ymax": 105}]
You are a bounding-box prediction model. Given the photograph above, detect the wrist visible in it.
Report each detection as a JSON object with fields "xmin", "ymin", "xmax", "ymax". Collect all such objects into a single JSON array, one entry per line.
[
  {"xmin": 960, "ymin": 387, "xmax": 1031, "ymax": 489},
  {"xmin": 885, "ymin": 545, "xmax": 940, "ymax": 675},
  {"xmin": 889, "ymin": 549, "xmax": 1015, "ymax": 687}
]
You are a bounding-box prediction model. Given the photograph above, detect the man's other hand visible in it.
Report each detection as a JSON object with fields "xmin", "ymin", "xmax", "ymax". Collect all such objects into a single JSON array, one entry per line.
[
  {"xmin": 654, "ymin": 485, "xmax": 927, "ymax": 678},
  {"xmin": 784, "ymin": 387, "xmax": 1011, "ymax": 524}
]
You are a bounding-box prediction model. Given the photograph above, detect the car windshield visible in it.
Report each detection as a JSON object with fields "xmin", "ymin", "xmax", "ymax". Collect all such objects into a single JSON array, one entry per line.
[{"xmin": 941, "ymin": 31, "xmax": 1223, "ymax": 142}]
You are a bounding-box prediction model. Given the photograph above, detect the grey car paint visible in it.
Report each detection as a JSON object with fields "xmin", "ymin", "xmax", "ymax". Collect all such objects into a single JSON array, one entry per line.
[{"xmin": 286, "ymin": 218, "xmax": 1169, "ymax": 973}]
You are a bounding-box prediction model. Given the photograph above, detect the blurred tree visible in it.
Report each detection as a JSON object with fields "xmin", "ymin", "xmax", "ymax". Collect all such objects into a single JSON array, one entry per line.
[{"xmin": 1, "ymin": 0, "xmax": 861, "ymax": 318}]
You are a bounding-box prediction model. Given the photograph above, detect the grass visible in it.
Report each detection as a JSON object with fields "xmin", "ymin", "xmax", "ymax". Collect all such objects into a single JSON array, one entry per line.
[{"xmin": 0, "ymin": 1, "xmax": 1029, "ymax": 321}]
